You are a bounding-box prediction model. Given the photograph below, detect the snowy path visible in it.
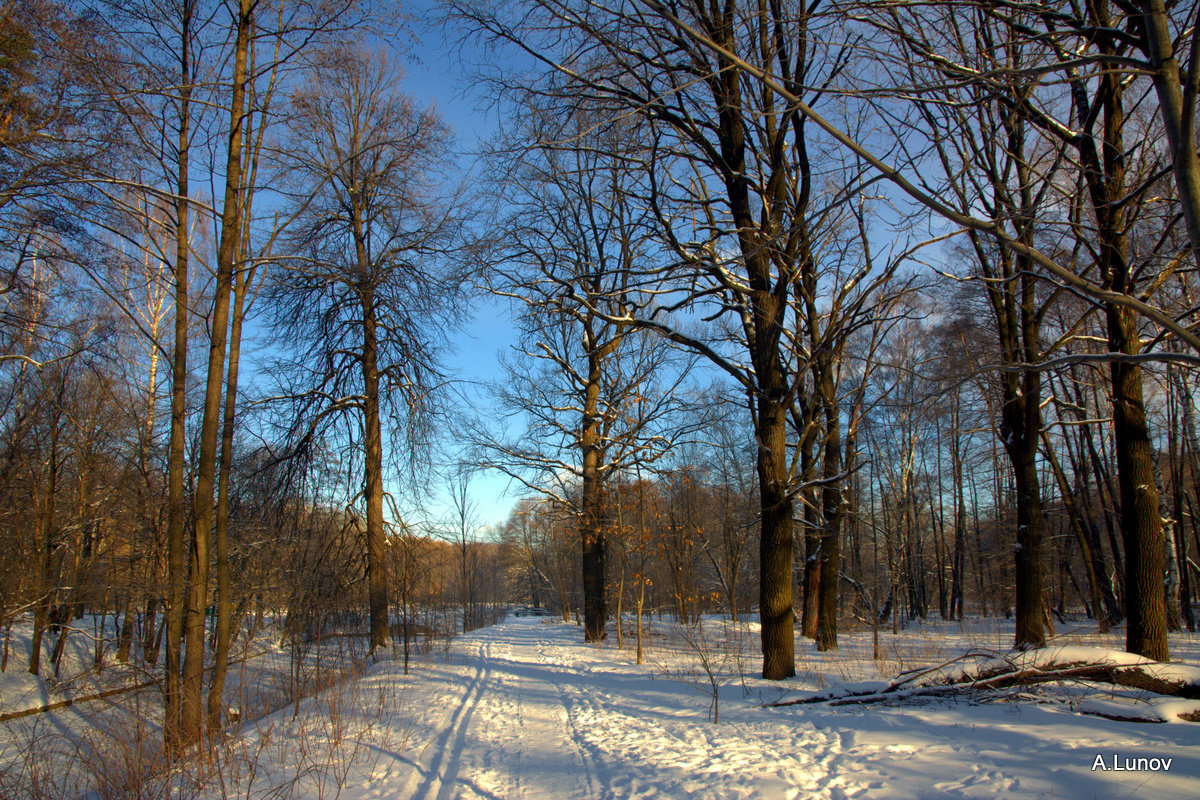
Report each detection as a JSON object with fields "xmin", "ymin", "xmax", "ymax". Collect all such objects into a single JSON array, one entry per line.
[
  {"xmin": 382, "ymin": 618, "xmax": 851, "ymax": 800},
  {"xmin": 206, "ymin": 616, "xmax": 1200, "ymax": 800},
  {"xmin": 397, "ymin": 635, "xmax": 599, "ymax": 800}
]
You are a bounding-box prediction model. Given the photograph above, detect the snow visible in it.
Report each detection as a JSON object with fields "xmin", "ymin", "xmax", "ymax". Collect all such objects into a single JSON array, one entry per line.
[
  {"xmin": 0, "ymin": 670, "xmax": 48, "ymax": 717},
  {"xmin": 1075, "ymin": 696, "xmax": 1200, "ymax": 723},
  {"xmin": 199, "ymin": 617, "xmax": 1199, "ymax": 799},
  {"xmin": 1010, "ymin": 645, "xmax": 1153, "ymax": 668},
  {"xmin": 4, "ymin": 615, "xmax": 1200, "ymax": 799}
]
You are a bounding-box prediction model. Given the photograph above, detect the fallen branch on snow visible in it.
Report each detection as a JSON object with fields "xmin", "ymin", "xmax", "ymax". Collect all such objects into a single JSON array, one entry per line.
[{"xmin": 765, "ymin": 647, "xmax": 1200, "ymax": 723}]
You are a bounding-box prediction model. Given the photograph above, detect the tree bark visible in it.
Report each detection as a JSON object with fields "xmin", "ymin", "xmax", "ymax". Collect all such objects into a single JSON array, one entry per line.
[
  {"xmin": 28, "ymin": 415, "xmax": 59, "ymax": 676},
  {"xmin": 1077, "ymin": 4, "xmax": 1170, "ymax": 660},
  {"xmin": 162, "ymin": 0, "xmax": 192, "ymax": 756},
  {"xmin": 362, "ymin": 291, "xmax": 390, "ymax": 654},
  {"xmin": 1008, "ymin": 423, "xmax": 1046, "ymax": 649},
  {"xmin": 816, "ymin": 373, "xmax": 842, "ymax": 651},
  {"xmin": 205, "ymin": 259, "xmax": 249, "ymax": 738},
  {"xmin": 1172, "ymin": 368, "xmax": 1198, "ymax": 631},
  {"xmin": 180, "ymin": 0, "xmax": 252, "ymax": 748},
  {"xmin": 758, "ymin": 389, "xmax": 795, "ymax": 679},
  {"xmin": 1109, "ymin": 309, "xmax": 1170, "ymax": 660},
  {"xmin": 799, "ymin": 413, "xmax": 820, "ymax": 641},
  {"xmin": 950, "ymin": 400, "xmax": 967, "ymax": 621},
  {"xmin": 1138, "ymin": 0, "xmax": 1200, "ymax": 269},
  {"xmin": 581, "ymin": 341, "xmax": 606, "ymax": 642}
]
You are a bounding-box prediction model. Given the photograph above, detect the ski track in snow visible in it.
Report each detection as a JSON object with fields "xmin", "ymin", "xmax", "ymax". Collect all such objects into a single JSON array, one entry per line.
[
  {"xmin": 407, "ymin": 642, "xmax": 495, "ymax": 800},
  {"xmin": 393, "ymin": 628, "xmax": 604, "ymax": 800},
  {"xmin": 376, "ymin": 619, "xmax": 863, "ymax": 800}
]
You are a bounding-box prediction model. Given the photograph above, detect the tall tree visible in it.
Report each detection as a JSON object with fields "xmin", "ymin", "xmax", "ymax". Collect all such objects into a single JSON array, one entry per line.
[
  {"xmin": 455, "ymin": 0, "xmax": 899, "ymax": 676},
  {"xmin": 881, "ymin": 4, "xmax": 1069, "ymax": 649},
  {"xmin": 840, "ymin": 0, "xmax": 1184, "ymax": 659},
  {"xmin": 176, "ymin": 0, "xmax": 256, "ymax": 751},
  {"xmin": 481, "ymin": 109, "xmax": 686, "ymax": 641},
  {"xmin": 271, "ymin": 46, "xmax": 455, "ymax": 655}
]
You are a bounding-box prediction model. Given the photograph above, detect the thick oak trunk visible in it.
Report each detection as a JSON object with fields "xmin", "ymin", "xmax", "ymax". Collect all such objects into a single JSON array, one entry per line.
[
  {"xmin": 1007, "ymin": 424, "xmax": 1046, "ymax": 650},
  {"xmin": 581, "ymin": 348, "xmax": 606, "ymax": 642},
  {"xmin": 1109, "ymin": 308, "xmax": 1169, "ymax": 661},
  {"xmin": 758, "ymin": 393, "xmax": 795, "ymax": 679}
]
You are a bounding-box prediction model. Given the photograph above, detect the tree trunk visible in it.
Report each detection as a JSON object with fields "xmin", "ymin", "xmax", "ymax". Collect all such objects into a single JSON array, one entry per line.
[
  {"xmin": 798, "ymin": 404, "xmax": 820, "ymax": 640},
  {"xmin": 205, "ymin": 259, "xmax": 249, "ymax": 738},
  {"xmin": 180, "ymin": 0, "xmax": 253, "ymax": 748},
  {"xmin": 758, "ymin": 392, "xmax": 795, "ymax": 679},
  {"xmin": 635, "ymin": 578, "xmax": 645, "ymax": 665},
  {"xmin": 1164, "ymin": 517, "xmax": 1181, "ymax": 632},
  {"xmin": 816, "ymin": 367, "xmax": 841, "ymax": 651},
  {"xmin": 163, "ymin": 0, "xmax": 193, "ymax": 755},
  {"xmin": 708, "ymin": 7, "xmax": 801, "ymax": 678},
  {"xmin": 116, "ymin": 604, "xmax": 136, "ymax": 663},
  {"xmin": 362, "ymin": 292, "xmax": 390, "ymax": 654},
  {"xmin": 950, "ymin": 401, "xmax": 967, "ymax": 621},
  {"xmin": 580, "ymin": 338, "xmax": 607, "ymax": 642},
  {"xmin": 29, "ymin": 420, "xmax": 59, "ymax": 676},
  {"xmin": 1137, "ymin": 0, "xmax": 1200, "ymax": 270},
  {"xmin": 801, "ymin": 503, "xmax": 821, "ymax": 640},
  {"xmin": 615, "ymin": 565, "xmax": 624, "ymax": 649},
  {"xmin": 1109, "ymin": 309, "xmax": 1170, "ymax": 660},
  {"xmin": 1075, "ymin": 13, "xmax": 1170, "ymax": 658},
  {"xmin": 143, "ymin": 597, "xmax": 161, "ymax": 666},
  {"xmin": 1172, "ymin": 367, "xmax": 1198, "ymax": 632},
  {"xmin": 988, "ymin": 232, "xmax": 1046, "ymax": 650}
]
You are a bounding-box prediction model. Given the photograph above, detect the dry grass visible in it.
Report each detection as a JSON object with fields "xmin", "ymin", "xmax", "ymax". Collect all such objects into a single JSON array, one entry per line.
[{"xmin": 0, "ymin": 622, "xmax": 428, "ymax": 800}]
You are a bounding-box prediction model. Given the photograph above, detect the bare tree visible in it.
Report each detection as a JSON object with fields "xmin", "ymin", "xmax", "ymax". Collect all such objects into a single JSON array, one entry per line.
[
  {"xmin": 692, "ymin": 396, "xmax": 758, "ymax": 622},
  {"xmin": 872, "ymin": 0, "xmax": 1181, "ymax": 659},
  {"xmin": 455, "ymin": 0, "xmax": 903, "ymax": 676},
  {"xmin": 270, "ymin": 45, "xmax": 456, "ymax": 656},
  {"xmin": 479, "ymin": 104, "xmax": 690, "ymax": 642},
  {"xmin": 875, "ymin": 4, "xmax": 1080, "ymax": 649},
  {"xmin": 447, "ymin": 468, "xmax": 482, "ymax": 633}
]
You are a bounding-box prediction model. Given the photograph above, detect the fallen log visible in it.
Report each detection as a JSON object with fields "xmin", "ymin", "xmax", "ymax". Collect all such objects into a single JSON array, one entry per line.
[{"xmin": 765, "ymin": 646, "xmax": 1200, "ymax": 722}]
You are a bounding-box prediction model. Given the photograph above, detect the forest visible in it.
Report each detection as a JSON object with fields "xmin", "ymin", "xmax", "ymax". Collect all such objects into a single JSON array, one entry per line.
[{"xmin": 2, "ymin": 0, "xmax": 1200, "ymax": 795}]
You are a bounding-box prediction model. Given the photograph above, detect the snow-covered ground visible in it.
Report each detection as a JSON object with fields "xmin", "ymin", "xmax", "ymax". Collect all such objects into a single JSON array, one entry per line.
[
  {"xmin": 3, "ymin": 615, "xmax": 1199, "ymax": 798},
  {"xmin": 198, "ymin": 616, "xmax": 1199, "ymax": 799}
]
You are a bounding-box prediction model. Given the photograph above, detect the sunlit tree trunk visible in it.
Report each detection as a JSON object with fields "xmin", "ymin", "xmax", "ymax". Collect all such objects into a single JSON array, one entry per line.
[
  {"xmin": 1108, "ymin": 310, "xmax": 1169, "ymax": 660},
  {"xmin": 361, "ymin": 287, "xmax": 390, "ymax": 654},
  {"xmin": 1082, "ymin": 2, "xmax": 1169, "ymax": 660},
  {"xmin": 180, "ymin": 0, "xmax": 253, "ymax": 748},
  {"xmin": 206, "ymin": 263, "xmax": 249, "ymax": 738},
  {"xmin": 162, "ymin": 0, "xmax": 193, "ymax": 754}
]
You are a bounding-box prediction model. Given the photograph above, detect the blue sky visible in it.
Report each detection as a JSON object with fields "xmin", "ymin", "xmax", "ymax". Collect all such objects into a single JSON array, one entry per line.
[{"xmin": 395, "ymin": 5, "xmax": 527, "ymax": 531}]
